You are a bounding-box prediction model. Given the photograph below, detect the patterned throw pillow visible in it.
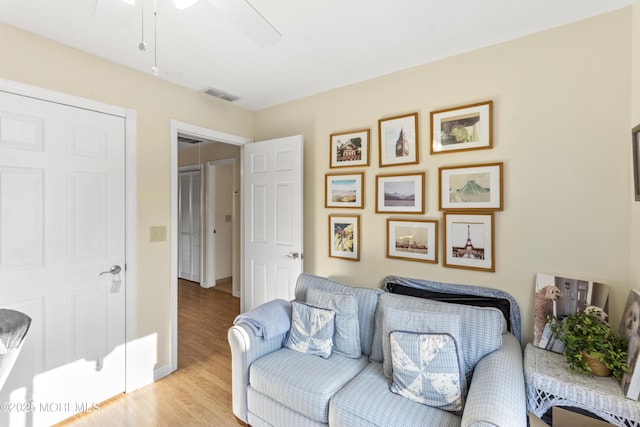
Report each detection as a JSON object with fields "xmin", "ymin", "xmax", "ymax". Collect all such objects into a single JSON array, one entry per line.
[
  {"xmin": 306, "ymin": 288, "xmax": 360, "ymax": 358},
  {"xmin": 389, "ymin": 331, "xmax": 464, "ymax": 413},
  {"xmin": 284, "ymin": 301, "xmax": 336, "ymax": 358}
]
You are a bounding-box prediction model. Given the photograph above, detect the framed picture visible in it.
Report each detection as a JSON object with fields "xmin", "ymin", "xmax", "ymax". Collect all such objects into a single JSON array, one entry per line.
[
  {"xmin": 387, "ymin": 218, "xmax": 438, "ymax": 263},
  {"xmin": 439, "ymin": 162, "xmax": 503, "ymax": 211},
  {"xmin": 375, "ymin": 172, "xmax": 425, "ymax": 214},
  {"xmin": 330, "ymin": 128, "xmax": 370, "ymax": 168},
  {"xmin": 443, "ymin": 212, "xmax": 494, "ymax": 272},
  {"xmin": 633, "ymin": 124, "xmax": 640, "ymax": 201},
  {"xmin": 430, "ymin": 101, "xmax": 493, "ymax": 154},
  {"xmin": 328, "ymin": 214, "xmax": 360, "ymax": 261},
  {"xmin": 325, "ymin": 172, "xmax": 364, "ymax": 208},
  {"xmin": 378, "ymin": 112, "xmax": 419, "ymax": 167}
]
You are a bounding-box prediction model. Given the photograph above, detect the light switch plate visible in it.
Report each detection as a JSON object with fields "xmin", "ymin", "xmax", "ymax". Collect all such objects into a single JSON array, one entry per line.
[{"xmin": 150, "ymin": 226, "xmax": 167, "ymax": 242}]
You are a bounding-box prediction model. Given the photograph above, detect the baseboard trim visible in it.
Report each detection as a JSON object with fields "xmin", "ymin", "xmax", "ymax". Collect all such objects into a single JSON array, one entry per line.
[{"xmin": 154, "ymin": 363, "xmax": 174, "ymax": 382}]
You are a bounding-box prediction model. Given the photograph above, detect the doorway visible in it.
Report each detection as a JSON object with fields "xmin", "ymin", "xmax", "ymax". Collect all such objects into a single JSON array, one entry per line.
[{"xmin": 170, "ymin": 120, "xmax": 250, "ymax": 372}]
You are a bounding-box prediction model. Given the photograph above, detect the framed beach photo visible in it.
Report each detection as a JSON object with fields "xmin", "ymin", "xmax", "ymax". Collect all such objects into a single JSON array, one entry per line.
[
  {"xmin": 443, "ymin": 212, "xmax": 494, "ymax": 272},
  {"xmin": 439, "ymin": 162, "xmax": 503, "ymax": 211},
  {"xmin": 375, "ymin": 172, "xmax": 425, "ymax": 214},
  {"xmin": 378, "ymin": 112, "xmax": 419, "ymax": 167},
  {"xmin": 430, "ymin": 101, "xmax": 493, "ymax": 154},
  {"xmin": 330, "ymin": 128, "xmax": 370, "ymax": 168},
  {"xmin": 387, "ymin": 218, "xmax": 438, "ymax": 263},
  {"xmin": 633, "ymin": 124, "xmax": 640, "ymax": 201},
  {"xmin": 328, "ymin": 214, "xmax": 360, "ymax": 261},
  {"xmin": 325, "ymin": 172, "xmax": 364, "ymax": 208}
]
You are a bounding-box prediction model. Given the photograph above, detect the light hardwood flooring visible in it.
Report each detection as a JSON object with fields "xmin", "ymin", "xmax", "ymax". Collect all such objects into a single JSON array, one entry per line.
[{"xmin": 57, "ymin": 279, "xmax": 243, "ymax": 427}]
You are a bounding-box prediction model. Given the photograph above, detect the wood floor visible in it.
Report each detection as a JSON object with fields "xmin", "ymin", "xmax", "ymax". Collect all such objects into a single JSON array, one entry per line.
[{"xmin": 58, "ymin": 279, "xmax": 243, "ymax": 427}]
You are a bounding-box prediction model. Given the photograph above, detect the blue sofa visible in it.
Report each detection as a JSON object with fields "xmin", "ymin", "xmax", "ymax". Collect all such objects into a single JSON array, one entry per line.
[{"xmin": 228, "ymin": 274, "xmax": 526, "ymax": 426}]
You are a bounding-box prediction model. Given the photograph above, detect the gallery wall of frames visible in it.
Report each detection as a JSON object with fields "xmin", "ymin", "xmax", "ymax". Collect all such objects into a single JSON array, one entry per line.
[{"xmin": 325, "ymin": 100, "xmax": 503, "ymax": 272}]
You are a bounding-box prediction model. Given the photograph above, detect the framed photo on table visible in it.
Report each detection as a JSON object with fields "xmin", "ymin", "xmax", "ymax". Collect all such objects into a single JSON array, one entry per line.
[
  {"xmin": 328, "ymin": 214, "xmax": 360, "ymax": 261},
  {"xmin": 375, "ymin": 172, "xmax": 425, "ymax": 214},
  {"xmin": 633, "ymin": 124, "xmax": 640, "ymax": 201},
  {"xmin": 378, "ymin": 112, "xmax": 419, "ymax": 167},
  {"xmin": 386, "ymin": 218, "xmax": 438, "ymax": 263},
  {"xmin": 330, "ymin": 129, "xmax": 370, "ymax": 168},
  {"xmin": 431, "ymin": 101, "xmax": 493, "ymax": 154},
  {"xmin": 439, "ymin": 162, "xmax": 503, "ymax": 211},
  {"xmin": 443, "ymin": 212, "xmax": 494, "ymax": 272},
  {"xmin": 325, "ymin": 172, "xmax": 364, "ymax": 208}
]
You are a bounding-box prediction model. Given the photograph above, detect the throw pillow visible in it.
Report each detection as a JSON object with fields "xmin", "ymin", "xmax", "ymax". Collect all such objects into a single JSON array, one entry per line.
[
  {"xmin": 306, "ymin": 288, "xmax": 361, "ymax": 358},
  {"xmin": 284, "ymin": 301, "xmax": 335, "ymax": 358},
  {"xmin": 381, "ymin": 307, "xmax": 464, "ymax": 381},
  {"xmin": 389, "ymin": 331, "xmax": 464, "ymax": 413}
]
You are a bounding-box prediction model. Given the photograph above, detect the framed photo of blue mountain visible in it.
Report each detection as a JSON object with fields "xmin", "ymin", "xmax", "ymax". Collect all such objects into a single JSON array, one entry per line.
[
  {"xmin": 328, "ymin": 214, "xmax": 360, "ymax": 261},
  {"xmin": 386, "ymin": 218, "xmax": 438, "ymax": 263},
  {"xmin": 430, "ymin": 101, "xmax": 493, "ymax": 154},
  {"xmin": 443, "ymin": 212, "xmax": 494, "ymax": 272},
  {"xmin": 329, "ymin": 128, "xmax": 370, "ymax": 168},
  {"xmin": 325, "ymin": 172, "xmax": 364, "ymax": 208},
  {"xmin": 375, "ymin": 172, "xmax": 425, "ymax": 214},
  {"xmin": 378, "ymin": 112, "xmax": 419, "ymax": 167},
  {"xmin": 439, "ymin": 162, "xmax": 503, "ymax": 211}
]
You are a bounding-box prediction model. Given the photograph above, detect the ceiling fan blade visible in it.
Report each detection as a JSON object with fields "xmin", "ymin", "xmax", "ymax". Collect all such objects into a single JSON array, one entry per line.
[
  {"xmin": 93, "ymin": 0, "xmax": 136, "ymax": 27},
  {"xmin": 207, "ymin": 0, "xmax": 281, "ymax": 47}
]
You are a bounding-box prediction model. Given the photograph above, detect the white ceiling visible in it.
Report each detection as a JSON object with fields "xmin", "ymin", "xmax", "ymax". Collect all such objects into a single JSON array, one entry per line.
[{"xmin": 0, "ymin": 0, "xmax": 635, "ymax": 110}]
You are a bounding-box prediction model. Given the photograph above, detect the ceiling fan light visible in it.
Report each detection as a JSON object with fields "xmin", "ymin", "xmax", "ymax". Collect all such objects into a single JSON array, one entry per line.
[{"xmin": 173, "ymin": 0, "xmax": 199, "ymax": 9}]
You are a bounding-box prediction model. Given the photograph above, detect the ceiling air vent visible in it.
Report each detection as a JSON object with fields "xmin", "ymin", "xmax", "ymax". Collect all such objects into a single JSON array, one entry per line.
[{"xmin": 201, "ymin": 86, "xmax": 240, "ymax": 103}]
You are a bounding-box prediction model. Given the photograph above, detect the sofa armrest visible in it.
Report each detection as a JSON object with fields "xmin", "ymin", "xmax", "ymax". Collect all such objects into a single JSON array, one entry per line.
[
  {"xmin": 461, "ymin": 333, "xmax": 526, "ymax": 427},
  {"xmin": 227, "ymin": 322, "xmax": 287, "ymax": 423}
]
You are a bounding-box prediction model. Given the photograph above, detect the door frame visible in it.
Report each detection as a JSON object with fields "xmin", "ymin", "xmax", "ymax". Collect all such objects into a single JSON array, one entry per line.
[
  {"xmin": 0, "ymin": 78, "xmax": 140, "ymax": 392},
  {"xmin": 169, "ymin": 120, "xmax": 250, "ymax": 372},
  {"xmin": 205, "ymin": 158, "xmax": 237, "ymax": 290}
]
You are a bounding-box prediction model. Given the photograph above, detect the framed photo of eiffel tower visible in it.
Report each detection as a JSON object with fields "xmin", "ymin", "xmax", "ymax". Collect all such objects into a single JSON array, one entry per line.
[
  {"xmin": 378, "ymin": 112, "xmax": 419, "ymax": 167},
  {"xmin": 443, "ymin": 212, "xmax": 494, "ymax": 272}
]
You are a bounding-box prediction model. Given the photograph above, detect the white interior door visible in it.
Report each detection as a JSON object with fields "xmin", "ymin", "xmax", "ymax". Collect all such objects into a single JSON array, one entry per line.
[
  {"xmin": 242, "ymin": 135, "xmax": 303, "ymax": 312},
  {"xmin": 0, "ymin": 90, "xmax": 126, "ymax": 426},
  {"xmin": 178, "ymin": 169, "xmax": 202, "ymax": 283}
]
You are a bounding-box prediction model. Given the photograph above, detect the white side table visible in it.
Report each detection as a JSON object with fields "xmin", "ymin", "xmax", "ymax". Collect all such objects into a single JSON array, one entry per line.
[{"xmin": 524, "ymin": 343, "xmax": 640, "ymax": 426}]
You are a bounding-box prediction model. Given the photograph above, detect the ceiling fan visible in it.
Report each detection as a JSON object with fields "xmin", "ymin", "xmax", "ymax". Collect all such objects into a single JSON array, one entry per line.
[{"xmin": 94, "ymin": 0, "xmax": 281, "ymax": 47}]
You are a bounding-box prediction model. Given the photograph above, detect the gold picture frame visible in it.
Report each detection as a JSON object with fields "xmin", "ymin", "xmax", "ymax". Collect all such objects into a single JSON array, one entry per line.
[
  {"xmin": 329, "ymin": 129, "xmax": 370, "ymax": 168},
  {"xmin": 430, "ymin": 101, "xmax": 493, "ymax": 154},
  {"xmin": 386, "ymin": 218, "xmax": 438, "ymax": 263},
  {"xmin": 378, "ymin": 112, "xmax": 419, "ymax": 167},
  {"xmin": 328, "ymin": 214, "xmax": 360, "ymax": 261},
  {"xmin": 443, "ymin": 211, "xmax": 494, "ymax": 272}
]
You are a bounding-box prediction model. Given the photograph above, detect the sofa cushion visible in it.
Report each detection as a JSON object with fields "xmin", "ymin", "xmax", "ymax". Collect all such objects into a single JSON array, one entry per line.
[
  {"xmin": 285, "ymin": 301, "xmax": 335, "ymax": 358},
  {"xmin": 307, "ymin": 288, "xmax": 361, "ymax": 358},
  {"xmin": 371, "ymin": 293, "xmax": 503, "ymax": 376},
  {"xmin": 250, "ymin": 348, "xmax": 369, "ymax": 423},
  {"xmin": 295, "ymin": 274, "xmax": 383, "ymax": 356},
  {"xmin": 329, "ymin": 362, "xmax": 462, "ymax": 427},
  {"xmin": 389, "ymin": 331, "xmax": 464, "ymax": 413}
]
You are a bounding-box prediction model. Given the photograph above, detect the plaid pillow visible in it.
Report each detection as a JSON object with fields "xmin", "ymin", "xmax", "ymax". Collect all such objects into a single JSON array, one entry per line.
[
  {"xmin": 284, "ymin": 301, "xmax": 335, "ymax": 358},
  {"xmin": 389, "ymin": 331, "xmax": 464, "ymax": 413}
]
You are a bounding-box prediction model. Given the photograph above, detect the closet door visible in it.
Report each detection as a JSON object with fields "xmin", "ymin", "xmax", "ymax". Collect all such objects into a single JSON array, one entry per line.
[{"xmin": 178, "ymin": 169, "xmax": 202, "ymax": 282}]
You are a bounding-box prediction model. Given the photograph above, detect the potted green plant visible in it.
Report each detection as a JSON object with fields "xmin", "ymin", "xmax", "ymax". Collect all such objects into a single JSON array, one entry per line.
[{"xmin": 547, "ymin": 311, "xmax": 628, "ymax": 380}]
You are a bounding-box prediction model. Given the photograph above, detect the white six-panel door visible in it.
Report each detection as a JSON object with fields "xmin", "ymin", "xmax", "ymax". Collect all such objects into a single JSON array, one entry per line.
[
  {"xmin": 0, "ymin": 90, "xmax": 126, "ymax": 426},
  {"xmin": 242, "ymin": 135, "xmax": 303, "ymax": 312}
]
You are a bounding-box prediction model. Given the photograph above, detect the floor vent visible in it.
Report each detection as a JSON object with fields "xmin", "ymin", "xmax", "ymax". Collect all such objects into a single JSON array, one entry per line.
[{"xmin": 201, "ymin": 87, "xmax": 240, "ymax": 103}]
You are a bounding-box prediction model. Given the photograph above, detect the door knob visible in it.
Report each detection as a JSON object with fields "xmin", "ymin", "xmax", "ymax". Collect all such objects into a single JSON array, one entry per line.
[
  {"xmin": 100, "ymin": 265, "xmax": 122, "ymax": 276},
  {"xmin": 285, "ymin": 252, "xmax": 301, "ymax": 260}
]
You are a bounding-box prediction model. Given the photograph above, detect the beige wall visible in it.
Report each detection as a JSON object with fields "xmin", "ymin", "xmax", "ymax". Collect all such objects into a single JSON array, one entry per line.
[
  {"xmin": 0, "ymin": 23, "xmax": 254, "ymax": 370},
  {"xmin": 632, "ymin": 6, "xmax": 640, "ymax": 296},
  {"xmin": 255, "ymin": 7, "xmax": 636, "ymax": 344},
  {"xmin": 0, "ymin": 5, "xmax": 637, "ymax": 373}
]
